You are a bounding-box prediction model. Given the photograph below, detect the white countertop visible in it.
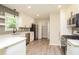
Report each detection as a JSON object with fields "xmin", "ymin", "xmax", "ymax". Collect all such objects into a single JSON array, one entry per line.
[
  {"xmin": 0, "ymin": 32, "xmax": 26, "ymax": 49},
  {"xmin": 0, "ymin": 37, "xmax": 26, "ymax": 49},
  {"xmin": 68, "ymin": 39, "xmax": 79, "ymax": 47}
]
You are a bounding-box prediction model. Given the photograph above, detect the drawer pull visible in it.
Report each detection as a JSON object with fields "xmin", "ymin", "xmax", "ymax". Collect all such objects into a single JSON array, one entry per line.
[{"xmin": 68, "ymin": 43, "xmax": 71, "ymax": 46}]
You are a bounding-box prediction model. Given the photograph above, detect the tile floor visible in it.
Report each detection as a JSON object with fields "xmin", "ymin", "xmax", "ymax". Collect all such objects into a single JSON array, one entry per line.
[{"xmin": 26, "ymin": 39, "xmax": 62, "ymax": 55}]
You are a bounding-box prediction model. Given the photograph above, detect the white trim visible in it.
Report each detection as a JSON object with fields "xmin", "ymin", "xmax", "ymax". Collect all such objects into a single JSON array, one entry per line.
[
  {"xmin": 0, "ymin": 23, "xmax": 5, "ymax": 26},
  {"xmin": 0, "ymin": 15, "xmax": 5, "ymax": 19}
]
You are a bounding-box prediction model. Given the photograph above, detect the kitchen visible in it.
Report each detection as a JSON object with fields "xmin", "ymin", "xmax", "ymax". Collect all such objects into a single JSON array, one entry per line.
[
  {"xmin": 1, "ymin": 4, "xmax": 79, "ymax": 55},
  {"xmin": 0, "ymin": 4, "xmax": 34, "ymax": 55},
  {"xmin": 60, "ymin": 5, "xmax": 79, "ymax": 55}
]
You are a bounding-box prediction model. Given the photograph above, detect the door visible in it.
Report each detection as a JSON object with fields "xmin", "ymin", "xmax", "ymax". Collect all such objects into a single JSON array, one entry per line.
[{"xmin": 42, "ymin": 24, "xmax": 48, "ymax": 39}]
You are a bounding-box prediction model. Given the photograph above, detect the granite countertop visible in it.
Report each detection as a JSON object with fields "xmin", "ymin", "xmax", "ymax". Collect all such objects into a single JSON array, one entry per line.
[
  {"xmin": 0, "ymin": 32, "xmax": 27, "ymax": 49},
  {"xmin": 68, "ymin": 39, "xmax": 79, "ymax": 47}
]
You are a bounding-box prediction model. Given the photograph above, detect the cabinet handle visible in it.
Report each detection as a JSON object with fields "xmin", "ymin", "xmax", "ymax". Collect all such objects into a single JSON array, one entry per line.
[
  {"xmin": 68, "ymin": 43, "xmax": 71, "ymax": 46},
  {"xmin": 68, "ymin": 44, "xmax": 71, "ymax": 46}
]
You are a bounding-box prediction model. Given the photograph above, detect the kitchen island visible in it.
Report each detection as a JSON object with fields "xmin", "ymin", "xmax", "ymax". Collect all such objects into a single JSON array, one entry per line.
[
  {"xmin": 0, "ymin": 32, "xmax": 26, "ymax": 55},
  {"xmin": 67, "ymin": 39, "xmax": 79, "ymax": 55}
]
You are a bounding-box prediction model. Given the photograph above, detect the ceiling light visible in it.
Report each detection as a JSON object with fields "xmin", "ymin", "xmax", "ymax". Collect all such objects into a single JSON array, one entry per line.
[
  {"xmin": 36, "ymin": 14, "xmax": 39, "ymax": 16},
  {"xmin": 78, "ymin": 8, "xmax": 79, "ymax": 10},
  {"xmin": 27, "ymin": 6, "xmax": 31, "ymax": 9},
  {"xmin": 58, "ymin": 5, "xmax": 62, "ymax": 8}
]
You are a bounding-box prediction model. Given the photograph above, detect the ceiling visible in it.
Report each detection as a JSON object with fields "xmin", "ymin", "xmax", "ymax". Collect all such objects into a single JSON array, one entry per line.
[{"xmin": 3, "ymin": 4, "xmax": 71, "ymax": 19}]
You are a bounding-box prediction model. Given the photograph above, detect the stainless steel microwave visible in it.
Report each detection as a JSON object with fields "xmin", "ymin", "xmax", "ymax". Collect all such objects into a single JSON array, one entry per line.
[{"xmin": 68, "ymin": 13, "xmax": 79, "ymax": 27}]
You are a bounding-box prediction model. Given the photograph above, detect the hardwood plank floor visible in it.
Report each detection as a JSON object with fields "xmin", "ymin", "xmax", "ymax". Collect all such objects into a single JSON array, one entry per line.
[{"xmin": 26, "ymin": 39, "xmax": 62, "ymax": 55}]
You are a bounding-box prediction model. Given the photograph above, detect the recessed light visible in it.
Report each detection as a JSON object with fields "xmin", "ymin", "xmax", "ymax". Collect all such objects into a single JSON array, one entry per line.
[
  {"xmin": 36, "ymin": 14, "xmax": 39, "ymax": 16},
  {"xmin": 78, "ymin": 8, "xmax": 79, "ymax": 10},
  {"xmin": 58, "ymin": 5, "xmax": 62, "ymax": 8},
  {"xmin": 27, "ymin": 6, "xmax": 31, "ymax": 9}
]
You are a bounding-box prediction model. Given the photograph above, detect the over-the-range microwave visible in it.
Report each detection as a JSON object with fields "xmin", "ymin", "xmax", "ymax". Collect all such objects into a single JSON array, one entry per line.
[{"xmin": 68, "ymin": 13, "xmax": 79, "ymax": 27}]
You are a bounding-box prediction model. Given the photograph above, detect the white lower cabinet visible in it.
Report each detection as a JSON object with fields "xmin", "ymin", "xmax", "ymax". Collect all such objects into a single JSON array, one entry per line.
[
  {"xmin": 0, "ymin": 40, "xmax": 26, "ymax": 55},
  {"xmin": 67, "ymin": 40, "xmax": 79, "ymax": 55},
  {"xmin": 67, "ymin": 42, "xmax": 73, "ymax": 55},
  {"xmin": 30, "ymin": 32, "xmax": 34, "ymax": 42}
]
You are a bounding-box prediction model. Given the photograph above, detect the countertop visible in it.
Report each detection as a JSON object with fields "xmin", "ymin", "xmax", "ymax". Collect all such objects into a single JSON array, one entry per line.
[
  {"xmin": 0, "ymin": 32, "xmax": 27, "ymax": 49},
  {"xmin": 61, "ymin": 34, "xmax": 79, "ymax": 39},
  {"xmin": 68, "ymin": 39, "xmax": 79, "ymax": 47}
]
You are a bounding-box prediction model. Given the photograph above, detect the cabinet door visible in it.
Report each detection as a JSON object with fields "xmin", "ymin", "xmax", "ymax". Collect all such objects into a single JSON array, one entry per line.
[
  {"xmin": 0, "ymin": 5, "xmax": 5, "ymax": 16},
  {"xmin": 67, "ymin": 41, "xmax": 79, "ymax": 55},
  {"xmin": 5, "ymin": 40, "xmax": 26, "ymax": 55},
  {"xmin": 68, "ymin": 18, "xmax": 71, "ymax": 25},
  {"xmin": 71, "ymin": 46, "xmax": 79, "ymax": 55},
  {"xmin": 76, "ymin": 13, "xmax": 79, "ymax": 27},
  {"xmin": 67, "ymin": 42, "xmax": 73, "ymax": 55}
]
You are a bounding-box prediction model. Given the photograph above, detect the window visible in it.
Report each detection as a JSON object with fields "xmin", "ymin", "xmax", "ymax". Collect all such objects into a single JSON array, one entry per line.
[{"xmin": 5, "ymin": 13, "xmax": 17, "ymax": 31}]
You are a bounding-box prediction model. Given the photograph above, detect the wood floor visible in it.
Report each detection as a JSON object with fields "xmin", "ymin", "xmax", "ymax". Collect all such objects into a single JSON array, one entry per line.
[{"xmin": 26, "ymin": 39, "xmax": 62, "ymax": 55}]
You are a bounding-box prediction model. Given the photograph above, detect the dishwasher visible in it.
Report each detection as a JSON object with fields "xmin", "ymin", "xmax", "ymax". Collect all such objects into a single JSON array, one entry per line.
[
  {"xmin": 25, "ymin": 33, "xmax": 30, "ymax": 45},
  {"xmin": 61, "ymin": 37, "xmax": 67, "ymax": 55}
]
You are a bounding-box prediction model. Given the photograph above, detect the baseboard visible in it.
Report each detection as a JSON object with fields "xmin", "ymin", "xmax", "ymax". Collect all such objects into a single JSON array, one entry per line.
[{"xmin": 42, "ymin": 37, "xmax": 48, "ymax": 39}]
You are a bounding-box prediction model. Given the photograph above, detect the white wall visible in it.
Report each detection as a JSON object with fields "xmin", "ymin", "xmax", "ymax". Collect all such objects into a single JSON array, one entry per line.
[
  {"xmin": 49, "ymin": 5, "xmax": 79, "ymax": 46},
  {"xmin": 49, "ymin": 12, "xmax": 60, "ymax": 46},
  {"xmin": 59, "ymin": 5, "xmax": 79, "ymax": 36},
  {"xmin": 60, "ymin": 9, "xmax": 72, "ymax": 35},
  {"xmin": 18, "ymin": 12, "xmax": 34, "ymax": 28},
  {"xmin": 47, "ymin": 20, "xmax": 50, "ymax": 39}
]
